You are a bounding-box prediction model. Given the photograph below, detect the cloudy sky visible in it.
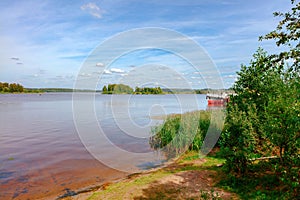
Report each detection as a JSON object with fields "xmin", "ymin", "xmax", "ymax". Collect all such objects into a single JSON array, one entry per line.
[{"xmin": 0, "ymin": 0, "xmax": 293, "ymax": 89}]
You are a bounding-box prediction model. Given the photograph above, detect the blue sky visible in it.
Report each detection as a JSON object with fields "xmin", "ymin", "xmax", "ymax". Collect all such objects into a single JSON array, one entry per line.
[{"xmin": 0, "ymin": 0, "xmax": 294, "ymax": 89}]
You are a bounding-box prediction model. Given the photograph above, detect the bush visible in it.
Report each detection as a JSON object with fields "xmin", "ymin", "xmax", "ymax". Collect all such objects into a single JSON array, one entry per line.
[{"xmin": 220, "ymin": 104, "xmax": 258, "ymax": 174}]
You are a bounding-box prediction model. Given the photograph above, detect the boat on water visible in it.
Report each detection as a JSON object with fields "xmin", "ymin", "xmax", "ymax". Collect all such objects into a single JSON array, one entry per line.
[{"xmin": 206, "ymin": 93, "xmax": 229, "ymax": 106}]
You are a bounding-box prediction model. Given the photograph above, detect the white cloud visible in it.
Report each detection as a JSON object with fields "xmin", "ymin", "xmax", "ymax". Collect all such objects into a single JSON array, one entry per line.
[
  {"xmin": 79, "ymin": 72, "xmax": 92, "ymax": 77},
  {"xmin": 96, "ymin": 62, "xmax": 105, "ymax": 67},
  {"xmin": 110, "ymin": 68, "xmax": 125, "ymax": 73},
  {"xmin": 80, "ymin": 3, "xmax": 104, "ymax": 19},
  {"xmin": 103, "ymin": 69, "xmax": 112, "ymax": 74}
]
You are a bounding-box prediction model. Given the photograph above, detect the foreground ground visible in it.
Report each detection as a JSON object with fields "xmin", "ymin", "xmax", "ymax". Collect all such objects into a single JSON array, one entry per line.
[{"xmin": 62, "ymin": 151, "xmax": 238, "ymax": 200}]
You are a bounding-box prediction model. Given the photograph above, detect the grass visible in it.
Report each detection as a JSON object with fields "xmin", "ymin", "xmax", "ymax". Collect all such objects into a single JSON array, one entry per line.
[
  {"xmin": 150, "ymin": 110, "xmax": 225, "ymax": 158},
  {"xmin": 179, "ymin": 151, "xmax": 225, "ymax": 168},
  {"xmin": 217, "ymin": 173, "xmax": 289, "ymax": 200}
]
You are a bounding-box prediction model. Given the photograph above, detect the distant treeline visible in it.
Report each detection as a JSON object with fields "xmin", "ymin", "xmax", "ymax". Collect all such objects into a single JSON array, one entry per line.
[
  {"xmin": 0, "ymin": 82, "xmax": 24, "ymax": 93},
  {"xmin": 0, "ymin": 81, "xmax": 231, "ymax": 94},
  {"xmin": 26, "ymin": 88, "xmax": 100, "ymax": 93},
  {"xmin": 163, "ymin": 88, "xmax": 207, "ymax": 94},
  {"xmin": 101, "ymin": 84, "xmax": 232, "ymax": 95},
  {"xmin": 161, "ymin": 88, "xmax": 233, "ymax": 94},
  {"xmin": 0, "ymin": 83, "xmax": 101, "ymax": 93}
]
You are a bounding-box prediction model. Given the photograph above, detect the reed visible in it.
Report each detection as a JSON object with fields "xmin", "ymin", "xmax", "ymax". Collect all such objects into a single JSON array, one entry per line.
[{"xmin": 150, "ymin": 110, "xmax": 224, "ymax": 158}]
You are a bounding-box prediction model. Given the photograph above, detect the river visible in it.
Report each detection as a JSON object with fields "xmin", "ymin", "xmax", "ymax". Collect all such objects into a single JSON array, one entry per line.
[{"xmin": 0, "ymin": 93, "xmax": 207, "ymax": 199}]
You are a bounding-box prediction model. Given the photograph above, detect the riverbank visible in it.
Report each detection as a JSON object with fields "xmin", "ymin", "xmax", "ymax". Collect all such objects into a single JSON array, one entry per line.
[{"xmin": 61, "ymin": 151, "xmax": 239, "ymax": 200}]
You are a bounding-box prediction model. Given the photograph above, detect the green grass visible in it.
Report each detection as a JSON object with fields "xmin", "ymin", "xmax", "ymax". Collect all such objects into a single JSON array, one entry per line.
[
  {"xmin": 179, "ymin": 151, "xmax": 225, "ymax": 167},
  {"xmin": 217, "ymin": 173, "xmax": 290, "ymax": 200},
  {"xmin": 201, "ymin": 157, "xmax": 225, "ymax": 168}
]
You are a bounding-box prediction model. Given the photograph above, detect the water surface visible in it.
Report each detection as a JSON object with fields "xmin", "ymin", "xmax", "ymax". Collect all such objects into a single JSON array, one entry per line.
[{"xmin": 0, "ymin": 93, "xmax": 206, "ymax": 199}]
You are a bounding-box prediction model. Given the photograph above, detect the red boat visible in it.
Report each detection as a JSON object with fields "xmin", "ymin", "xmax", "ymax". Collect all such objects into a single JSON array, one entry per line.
[{"xmin": 206, "ymin": 93, "xmax": 229, "ymax": 106}]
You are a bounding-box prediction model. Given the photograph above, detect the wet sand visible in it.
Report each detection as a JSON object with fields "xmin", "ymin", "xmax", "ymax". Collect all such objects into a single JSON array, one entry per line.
[{"xmin": 0, "ymin": 156, "xmax": 128, "ymax": 199}]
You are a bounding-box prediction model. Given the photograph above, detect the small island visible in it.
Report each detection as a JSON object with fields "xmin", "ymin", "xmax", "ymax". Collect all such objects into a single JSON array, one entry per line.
[{"xmin": 102, "ymin": 84, "xmax": 164, "ymax": 95}]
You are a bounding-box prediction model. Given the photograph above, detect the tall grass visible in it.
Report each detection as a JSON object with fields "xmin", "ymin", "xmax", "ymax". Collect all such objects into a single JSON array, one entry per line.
[{"xmin": 150, "ymin": 110, "xmax": 224, "ymax": 158}]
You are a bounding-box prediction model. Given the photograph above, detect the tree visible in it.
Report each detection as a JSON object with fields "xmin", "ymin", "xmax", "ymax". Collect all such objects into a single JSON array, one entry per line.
[
  {"xmin": 135, "ymin": 86, "xmax": 141, "ymax": 94},
  {"xmin": 264, "ymin": 75, "xmax": 300, "ymax": 193},
  {"xmin": 102, "ymin": 85, "xmax": 108, "ymax": 94},
  {"xmin": 106, "ymin": 84, "xmax": 115, "ymax": 94},
  {"xmin": 0, "ymin": 82, "xmax": 24, "ymax": 93},
  {"xmin": 102, "ymin": 84, "xmax": 133, "ymax": 94},
  {"xmin": 134, "ymin": 86, "xmax": 163, "ymax": 94},
  {"xmin": 259, "ymin": 0, "xmax": 300, "ymax": 71},
  {"xmin": 221, "ymin": 1, "xmax": 300, "ymax": 195},
  {"xmin": 3, "ymin": 82, "xmax": 9, "ymax": 88},
  {"xmin": 221, "ymin": 104, "xmax": 258, "ymax": 174},
  {"xmin": 114, "ymin": 84, "xmax": 133, "ymax": 94},
  {"xmin": 17, "ymin": 83, "xmax": 24, "ymax": 92},
  {"xmin": 221, "ymin": 49, "xmax": 273, "ymax": 174},
  {"xmin": 259, "ymin": 1, "xmax": 300, "ymax": 193}
]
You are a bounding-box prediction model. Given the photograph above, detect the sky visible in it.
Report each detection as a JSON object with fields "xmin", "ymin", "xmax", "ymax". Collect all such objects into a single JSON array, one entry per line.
[{"xmin": 0, "ymin": 0, "xmax": 294, "ymax": 89}]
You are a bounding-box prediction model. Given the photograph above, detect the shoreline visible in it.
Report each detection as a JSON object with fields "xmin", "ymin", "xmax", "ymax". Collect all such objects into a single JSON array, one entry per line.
[
  {"xmin": 58, "ymin": 156, "xmax": 180, "ymax": 199},
  {"xmin": 59, "ymin": 151, "xmax": 237, "ymax": 200}
]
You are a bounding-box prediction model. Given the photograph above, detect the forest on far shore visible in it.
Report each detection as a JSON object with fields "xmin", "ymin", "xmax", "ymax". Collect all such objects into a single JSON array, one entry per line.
[
  {"xmin": 101, "ymin": 84, "xmax": 227, "ymax": 95},
  {"xmin": 0, "ymin": 82, "xmax": 24, "ymax": 93},
  {"xmin": 0, "ymin": 82, "xmax": 228, "ymax": 95}
]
